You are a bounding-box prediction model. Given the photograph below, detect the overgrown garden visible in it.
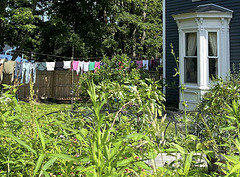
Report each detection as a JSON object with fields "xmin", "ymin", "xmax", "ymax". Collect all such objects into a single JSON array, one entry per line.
[
  {"xmin": 1, "ymin": 55, "xmax": 240, "ymax": 176},
  {"xmin": 1, "ymin": 0, "xmax": 240, "ymax": 176}
]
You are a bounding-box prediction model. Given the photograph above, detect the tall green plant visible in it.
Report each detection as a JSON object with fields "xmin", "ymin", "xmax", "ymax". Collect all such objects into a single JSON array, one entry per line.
[{"xmin": 71, "ymin": 80, "xmax": 154, "ymax": 176}]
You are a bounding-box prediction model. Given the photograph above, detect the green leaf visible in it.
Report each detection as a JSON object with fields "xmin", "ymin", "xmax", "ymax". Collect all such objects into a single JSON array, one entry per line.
[
  {"xmin": 145, "ymin": 151, "xmax": 158, "ymax": 159},
  {"xmin": 110, "ymin": 141, "xmax": 122, "ymax": 159},
  {"xmin": 219, "ymin": 126, "xmax": 236, "ymax": 132},
  {"xmin": 35, "ymin": 118, "xmax": 45, "ymax": 151},
  {"xmin": 135, "ymin": 161, "xmax": 152, "ymax": 170},
  {"xmin": 117, "ymin": 157, "xmax": 134, "ymax": 167},
  {"xmin": 230, "ymin": 163, "xmax": 240, "ymax": 174},
  {"xmin": 48, "ymin": 154, "xmax": 78, "ymax": 161},
  {"xmin": 223, "ymin": 154, "xmax": 239, "ymax": 164},
  {"xmin": 41, "ymin": 170, "xmax": 50, "ymax": 177},
  {"xmin": 80, "ymin": 128, "xmax": 88, "ymax": 137},
  {"xmin": 184, "ymin": 152, "xmax": 193, "ymax": 176},
  {"xmin": 42, "ymin": 157, "xmax": 57, "ymax": 171},
  {"xmin": 0, "ymin": 131, "xmax": 37, "ymax": 155},
  {"xmin": 2, "ymin": 161, "xmax": 16, "ymax": 164},
  {"xmin": 165, "ymin": 148, "xmax": 177, "ymax": 153},
  {"xmin": 172, "ymin": 143, "xmax": 185, "ymax": 155},
  {"xmin": 34, "ymin": 153, "xmax": 45, "ymax": 176},
  {"xmin": 76, "ymin": 165, "xmax": 97, "ymax": 173},
  {"xmin": 225, "ymin": 115, "xmax": 237, "ymax": 121}
]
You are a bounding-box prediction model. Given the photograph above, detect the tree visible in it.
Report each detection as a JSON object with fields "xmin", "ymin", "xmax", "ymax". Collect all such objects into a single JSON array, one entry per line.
[
  {"xmin": 2, "ymin": 0, "xmax": 46, "ymax": 59},
  {"xmin": 1, "ymin": 0, "xmax": 162, "ymax": 60},
  {"xmin": 0, "ymin": 0, "xmax": 7, "ymax": 51},
  {"xmin": 44, "ymin": 0, "xmax": 162, "ymax": 58}
]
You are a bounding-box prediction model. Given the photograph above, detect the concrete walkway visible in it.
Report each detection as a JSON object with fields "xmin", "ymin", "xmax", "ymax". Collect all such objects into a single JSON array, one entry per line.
[{"xmin": 145, "ymin": 153, "xmax": 207, "ymax": 168}]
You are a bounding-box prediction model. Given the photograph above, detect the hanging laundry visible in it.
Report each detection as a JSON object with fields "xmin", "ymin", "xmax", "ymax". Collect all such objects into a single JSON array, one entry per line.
[
  {"xmin": 71, "ymin": 60, "xmax": 79, "ymax": 74},
  {"xmin": 78, "ymin": 61, "xmax": 84, "ymax": 75},
  {"xmin": 0, "ymin": 54, "xmax": 12, "ymax": 61},
  {"xmin": 100, "ymin": 62, "xmax": 105, "ymax": 67},
  {"xmin": 14, "ymin": 62, "xmax": 23, "ymax": 81},
  {"xmin": 0, "ymin": 59, "xmax": 5, "ymax": 64},
  {"xmin": 0, "ymin": 59, "xmax": 5, "ymax": 82},
  {"xmin": 30, "ymin": 62, "xmax": 38, "ymax": 83},
  {"xmin": 3, "ymin": 61, "xmax": 16, "ymax": 82},
  {"xmin": 71, "ymin": 60, "xmax": 79, "ymax": 71},
  {"xmin": 149, "ymin": 59, "xmax": 156, "ymax": 70},
  {"xmin": 15, "ymin": 56, "xmax": 28, "ymax": 63},
  {"xmin": 150, "ymin": 59, "xmax": 159, "ymax": 70},
  {"xmin": 46, "ymin": 62, "xmax": 55, "ymax": 71},
  {"xmin": 89, "ymin": 61, "xmax": 95, "ymax": 71},
  {"xmin": 37, "ymin": 62, "xmax": 47, "ymax": 71},
  {"xmin": 83, "ymin": 61, "xmax": 89, "ymax": 72},
  {"xmin": 0, "ymin": 64, "xmax": 3, "ymax": 82},
  {"xmin": 63, "ymin": 61, "xmax": 71, "ymax": 69},
  {"xmin": 21, "ymin": 62, "xmax": 31, "ymax": 84},
  {"xmin": 54, "ymin": 61, "xmax": 64, "ymax": 70},
  {"xmin": 142, "ymin": 60, "xmax": 149, "ymax": 70},
  {"xmin": 94, "ymin": 62, "xmax": 100, "ymax": 72},
  {"xmin": 136, "ymin": 60, "xmax": 143, "ymax": 70}
]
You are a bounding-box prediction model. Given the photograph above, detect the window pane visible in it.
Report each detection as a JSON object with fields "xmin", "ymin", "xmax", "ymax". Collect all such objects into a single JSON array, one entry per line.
[
  {"xmin": 208, "ymin": 32, "xmax": 217, "ymax": 56},
  {"xmin": 184, "ymin": 58, "xmax": 197, "ymax": 83},
  {"xmin": 186, "ymin": 33, "xmax": 197, "ymax": 56},
  {"xmin": 209, "ymin": 58, "xmax": 218, "ymax": 79}
]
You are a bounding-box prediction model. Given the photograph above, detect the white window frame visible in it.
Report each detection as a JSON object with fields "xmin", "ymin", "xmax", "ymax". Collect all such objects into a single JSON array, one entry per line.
[
  {"xmin": 173, "ymin": 5, "xmax": 232, "ymax": 110},
  {"xmin": 207, "ymin": 30, "xmax": 219, "ymax": 83},
  {"xmin": 184, "ymin": 32, "xmax": 198, "ymax": 84}
]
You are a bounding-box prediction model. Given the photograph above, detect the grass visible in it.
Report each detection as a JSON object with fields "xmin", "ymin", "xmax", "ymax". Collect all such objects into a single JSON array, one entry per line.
[{"xmin": 19, "ymin": 101, "xmax": 71, "ymax": 117}]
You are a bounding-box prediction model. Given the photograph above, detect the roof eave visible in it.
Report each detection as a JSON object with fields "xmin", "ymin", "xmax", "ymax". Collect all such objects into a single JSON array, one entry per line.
[{"xmin": 172, "ymin": 12, "xmax": 233, "ymax": 21}]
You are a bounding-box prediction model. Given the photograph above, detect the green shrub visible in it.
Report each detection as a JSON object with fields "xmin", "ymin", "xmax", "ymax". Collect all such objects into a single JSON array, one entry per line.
[
  {"xmin": 196, "ymin": 74, "xmax": 240, "ymax": 175},
  {"xmin": 0, "ymin": 62, "xmax": 166, "ymax": 176}
]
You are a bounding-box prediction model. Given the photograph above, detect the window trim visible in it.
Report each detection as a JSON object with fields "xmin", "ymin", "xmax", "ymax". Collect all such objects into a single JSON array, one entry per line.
[
  {"xmin": 207, "ymin": 31, "xmax": 219, "ymax": 83},
  {"xmin": 184, "ymin": 32, "xmax": 198, "ymax": 84},
  {"xmin": 172, "ymin": 4, "xmax": 232, "ymax": 110}
]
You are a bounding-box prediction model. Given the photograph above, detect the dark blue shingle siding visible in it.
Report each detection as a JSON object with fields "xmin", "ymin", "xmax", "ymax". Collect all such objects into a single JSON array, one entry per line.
[{"xmin": 166, "ymin": 0, "xmax": 240, "ymax": 106}]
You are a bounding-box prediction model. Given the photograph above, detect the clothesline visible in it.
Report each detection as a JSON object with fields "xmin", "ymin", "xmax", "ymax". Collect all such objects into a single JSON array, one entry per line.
[
  {"xmin": 11, "ymin": 50, "xmax": 106, "ymax": 61},
  {"xmin": 2, "ymin": 49, "xmax": 161, "ymax": 61},
  {"xmin": 0, "ymin": 57, "xmax": 160, "ymax": 85}
]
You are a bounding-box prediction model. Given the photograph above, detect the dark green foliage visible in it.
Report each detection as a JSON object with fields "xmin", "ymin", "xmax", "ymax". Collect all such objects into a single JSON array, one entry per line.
[
  {"xmin": 76, "ymin": 55, "xmax": 165, "ymax": 115},
  {"xmin": 197, "ymin": 73, "xmax": 240, "ymax": 159},
  {"xmin": 0, "ymin": 71, "xmax": 165, "ymax": 176},
  {"xmin": 1, "ymin": 0, "xmax": 162, "ymax": 59}
]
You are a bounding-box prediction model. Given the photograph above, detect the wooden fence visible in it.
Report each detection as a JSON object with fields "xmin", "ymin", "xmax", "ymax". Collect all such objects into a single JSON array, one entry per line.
[
  {"xmin": 2, "ymin": 70, "xmax": 80, "ymax": 100},
  {"xmin": 2, "ymin": 69, "xmax": 162, "ymax": 100}
]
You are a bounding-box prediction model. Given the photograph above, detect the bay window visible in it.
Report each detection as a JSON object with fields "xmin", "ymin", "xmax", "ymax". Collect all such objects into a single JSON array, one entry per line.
[{"xmin": 173, "ymin": 4, "xmax": 232, "ymax": 110}]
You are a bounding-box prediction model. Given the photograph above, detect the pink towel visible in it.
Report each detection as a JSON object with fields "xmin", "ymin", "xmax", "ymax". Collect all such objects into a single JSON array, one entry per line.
[
  {"xmin": 71, "ymin": 61, "xmax": 79, "ymax": 72},
  {"xmin": 94, "ymin": 62, "xmax": 100, "ymax": 72},
  {"xmin": 136, "ymin": 60, "xmax": 143, "ymax": 70}
]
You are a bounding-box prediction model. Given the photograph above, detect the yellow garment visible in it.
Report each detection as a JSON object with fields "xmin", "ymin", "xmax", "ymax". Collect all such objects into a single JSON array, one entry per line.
[
  {"xmin": 3, "ymin": 61, "xmax": 16, "ymax": 82},
  {"xmin": 0, "ymin": 64, "xmax": 3, "ymax": 82}
]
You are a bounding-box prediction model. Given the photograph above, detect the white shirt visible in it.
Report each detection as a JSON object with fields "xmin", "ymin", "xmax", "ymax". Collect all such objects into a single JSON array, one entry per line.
[
  {"xmin": 46, "ymin": 62, "xmax": 55, "ymax": 71},
  {"xmin": 63, "ymin": 61, "xmax": 71, "ymax": 69},
  {"xmin": 83, "ymin": 62, "xmax": 89, "ymax": 72}
]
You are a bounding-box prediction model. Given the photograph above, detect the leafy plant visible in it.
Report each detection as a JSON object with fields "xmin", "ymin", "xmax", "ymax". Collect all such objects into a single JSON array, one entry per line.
[{"xmin": 215, "ymin": 139, "xmax": 240, "ymax": 176}]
